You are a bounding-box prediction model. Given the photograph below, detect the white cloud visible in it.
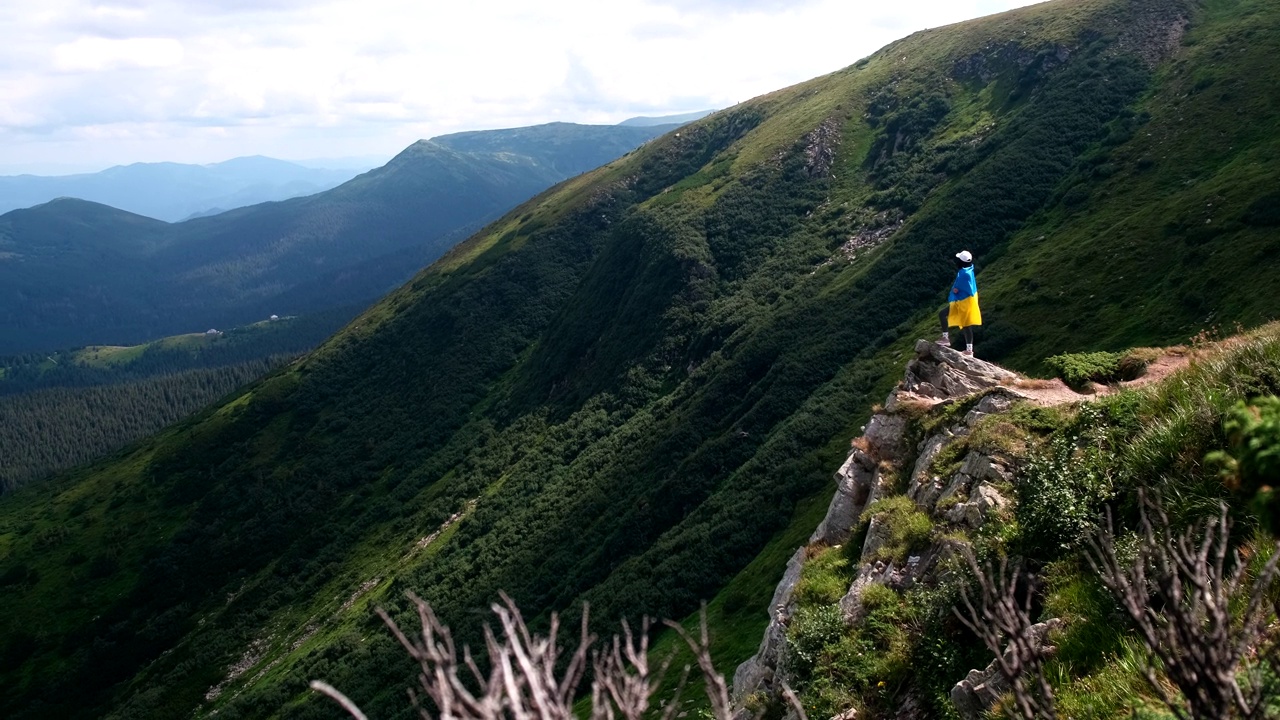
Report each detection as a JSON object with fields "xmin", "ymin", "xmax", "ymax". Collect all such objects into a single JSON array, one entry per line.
[
  {"xmin": 0, "ymin": 0, "xmax": 1046, "ymax": 173},
  {"xmin": 53, "ymin": 36, "xmax": 185, "ymax": 72}
]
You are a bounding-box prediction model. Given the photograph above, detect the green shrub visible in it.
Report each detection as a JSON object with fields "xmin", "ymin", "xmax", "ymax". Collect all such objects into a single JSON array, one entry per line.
[
  {"xmin": 1015, "ymin": 406, "xmax": 1119, "ymax": 557},
  {"xmin": 1045, "ymin": 350, "xmax": 1151, "ymax": 390},
  {"xmin": 1208, "ymin": 396, "xmax": 1280, "ymax": 530},
  {"xmin": 806, "ymin": 584, "xmax": 916, "ymax": 717},
  {"xmin": 786, "ymin": 604, "xmax": 845, "ymax": 678}
]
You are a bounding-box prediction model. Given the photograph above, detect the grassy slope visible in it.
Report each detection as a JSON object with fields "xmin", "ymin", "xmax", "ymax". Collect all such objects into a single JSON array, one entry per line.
[
  {"xmin": 2, "ymin": 1, "xmax": 1279, "ymax": 718},
  {"xmin": 980, "ymin": 0, "xmax": 1280, "ymax": 369}
]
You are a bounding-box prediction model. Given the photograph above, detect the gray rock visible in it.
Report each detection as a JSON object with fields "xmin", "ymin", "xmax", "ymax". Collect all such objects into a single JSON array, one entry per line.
[
  {"xmin": 963, "ymin": 388, "xmax": 1026, "ymax": 426},
  {"xmin": 733, "ymin": 548, "xmax": 806, "ymax": 701},
  {"xmin": 864, "ymin": 413, "xmax": 907, "ymax": 463},
  {"xmin": 811, "ymin": 451, "xmax": 875, "ymax": 545},
  {"xmin": 863, "ymin": 465, "xmax": 898, "ymax": 516},
  {"xmin": 973, "ymin": 390, "xmax": 1017, "ymax": 416},
  {"xmin": 840, "ymin": 561, "xmax": 892, "ymax": 622},
  {"xmin": 946, "ymin": 483, "xmax": 1009, "ymax": 527},
  {"xmin": 907, "ymin": 434, "xmax": 950, "ymax": 507},
  {"xmin": 960, "ymin": 452, "xmax": 1007, "ymax": 484},
  {"xmin": 840, "ymin": 550, "xmax": 937, "ymax": 622},
  {"xmin": 950, "ymin": 619, "xmax": 1064, "ymax": 720},
  {"xmin": 935, "ymin": 472, "xmax": 975, "ymax": 511},
  {"xmin": 860, "ymin": 515, "xmax": 892, "ymax": 564},
  {"xmin": 904, "ymin": 340, "xmax": 1017, "ymax": 399},
  {"xmin": 974, "ymin": 484, "xmax": 1009, "ymax": 515}
]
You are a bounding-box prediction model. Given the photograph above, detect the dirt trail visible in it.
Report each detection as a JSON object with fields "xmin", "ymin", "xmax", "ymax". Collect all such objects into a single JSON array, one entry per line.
[{"xmin": 997, "ymin": 347, "xmax": 1194, "ymax": 407}]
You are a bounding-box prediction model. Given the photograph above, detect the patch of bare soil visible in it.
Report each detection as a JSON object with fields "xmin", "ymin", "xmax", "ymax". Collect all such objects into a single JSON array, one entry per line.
[{"xmin": 1000, "ymin": 347, "xmax": 1195, "ymax": 407}]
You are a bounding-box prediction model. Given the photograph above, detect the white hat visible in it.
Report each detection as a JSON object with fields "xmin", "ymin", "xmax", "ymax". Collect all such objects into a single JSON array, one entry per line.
[{"xmin": 955, "ymin": 250, "xmax": 973, "ymax": 263}]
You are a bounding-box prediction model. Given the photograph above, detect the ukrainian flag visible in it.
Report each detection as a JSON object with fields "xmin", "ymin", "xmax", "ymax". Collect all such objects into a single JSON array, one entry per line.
[{"xmin": 947, "ymin": 266, "xmax": 982, "ymax": 328}]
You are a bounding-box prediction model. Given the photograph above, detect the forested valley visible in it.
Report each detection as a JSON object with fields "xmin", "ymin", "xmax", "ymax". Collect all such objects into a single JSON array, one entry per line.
[
  {"xmin": 0, "ymin": 308, "xmax": 355, "ymax": 492},
  {"xmin": 0, "ymin": 359, "xmax": 288, "ymax": 492}
]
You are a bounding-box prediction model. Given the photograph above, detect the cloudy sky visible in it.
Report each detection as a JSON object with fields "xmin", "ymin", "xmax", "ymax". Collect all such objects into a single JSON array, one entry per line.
[{"xmin": 1, "ymin": 0, "xmax": 1044, "ymax": 174}]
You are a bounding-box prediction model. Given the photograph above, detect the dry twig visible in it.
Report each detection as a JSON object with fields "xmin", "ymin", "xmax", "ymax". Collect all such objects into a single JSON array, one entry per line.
[
  {"xmin": 311, "ymin": 593, "xmax": 743, "ymax": 720},
  {"xmin": 1087, "ymin": 491, "xmax": 1280, "ymax": 720},
  {"xmin": 954, "ymin": 549, "xmax": 1057, "ymax": 720}
]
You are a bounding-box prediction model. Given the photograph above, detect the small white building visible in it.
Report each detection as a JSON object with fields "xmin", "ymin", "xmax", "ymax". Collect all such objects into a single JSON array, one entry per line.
[{"xmin": 270, "ymin": 314, "xmax": 280, "ymax": 321}]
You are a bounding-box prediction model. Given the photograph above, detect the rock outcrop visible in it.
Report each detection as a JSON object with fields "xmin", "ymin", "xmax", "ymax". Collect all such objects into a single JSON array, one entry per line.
[
  {"xmin": 949, "ymin": 619, "xmax": 1064, "ymax": 720},
  {"xmin": 737, "ymin": 340, "xmax": 1054, "ymax": 717},
  {"xmin": 732, "ymin": 341, "xmax": 1044, "ymax": 719}
]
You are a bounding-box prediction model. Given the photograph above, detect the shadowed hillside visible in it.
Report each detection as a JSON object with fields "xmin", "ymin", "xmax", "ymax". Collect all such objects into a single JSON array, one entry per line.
[{"xmin": 2, "ymin": 0, "xmax": 1279, "ymax": 718}]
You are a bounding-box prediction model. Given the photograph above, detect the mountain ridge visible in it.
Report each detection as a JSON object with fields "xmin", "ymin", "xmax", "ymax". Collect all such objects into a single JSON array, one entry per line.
[
  {"xmin": 0, "ymin": 156, "xmax": 363, "ymax": 222},
  {"xmin": 0, "ymin": 122, "xmax": 679, "ymax": 354},
  {"xmin": 2, "ymin": 0, "xmax": 1278, "ymax": 717}
]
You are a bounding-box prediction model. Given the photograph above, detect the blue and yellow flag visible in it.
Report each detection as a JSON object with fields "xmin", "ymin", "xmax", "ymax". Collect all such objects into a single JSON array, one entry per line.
[{"xmin": 947, "ymin": 266, "xmax": 982, "ymax": 328}]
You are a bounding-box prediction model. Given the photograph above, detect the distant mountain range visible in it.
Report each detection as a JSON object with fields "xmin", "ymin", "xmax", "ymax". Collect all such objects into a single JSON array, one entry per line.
[
  {"xmin": 0, "ymin": 114, "xmax": 713, "ymax": 222},
  {"xmin": 0, "ymin": 156, "xmax": 367, "ymax": 222},
  {"xmin": 618, "ymin": 109, "xmax": 715, "ymax": 126},
  {"xmin": 0, "ymin": 121, "xmax": 680, "ymax": 354}
]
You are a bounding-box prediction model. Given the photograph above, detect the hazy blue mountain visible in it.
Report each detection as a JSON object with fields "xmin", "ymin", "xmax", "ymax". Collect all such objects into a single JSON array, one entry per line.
[
  {"xmin": 432, "ymin": 121, "xmax": 681, "ymax": 173},
  {"xmin": 0, "ymin": 156, "xmax": 365, "ymax": 222},
  {"xmin": 618, "ymin": 109, "xmax": 716, "ymax": 126},
  {"xmin": 0, "ymin": 122, "xmax": 676, "ymax": 354}
]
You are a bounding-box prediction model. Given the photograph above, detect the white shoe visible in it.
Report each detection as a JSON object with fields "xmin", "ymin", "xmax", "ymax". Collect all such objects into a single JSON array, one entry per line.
[
  {"xmin": 937, "ymin": 333, "xmax": 950, "ymax": 345},
  {"xmin": 963, "ymin": 348, "xmax": 974, "ymax": 357}
]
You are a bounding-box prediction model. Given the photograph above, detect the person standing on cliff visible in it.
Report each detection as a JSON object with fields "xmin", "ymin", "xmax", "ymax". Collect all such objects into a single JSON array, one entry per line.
[{"xmin": 938, "ymin": 250, "xmax": 982, "ymax": 356}]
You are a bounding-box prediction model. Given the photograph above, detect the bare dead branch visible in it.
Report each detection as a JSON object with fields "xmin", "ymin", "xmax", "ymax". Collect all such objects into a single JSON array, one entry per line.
[
  {"xmin": 779, "ymin": 681, "xmax": 809, "ymax": 720},
  {"xmin": 954, "ymin": 548, "xmax": 1057, "ymax": 720},
  {"xmin": 665, "ymin": 603, "xmax": 733, "ymax": 720},
  {"xmin": 1086, "ymin": 490, "xmax": 1280, "ymax": 720},
  {"xmin": 310, "ymin": 680, "xmax": 370, "ymax": 720},
  {"xmin": 314, "ymin": 594, "xmax": 735, "ymax": 720}
]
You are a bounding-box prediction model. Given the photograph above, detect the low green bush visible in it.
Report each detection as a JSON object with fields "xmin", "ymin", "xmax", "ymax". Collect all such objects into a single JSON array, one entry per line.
[
  {"xmin": 785, "ymin": 604, "xmax": 845, "ymax": 678},
  {"xmin": 1044, "ymin": 351, "xmax": 1148, "ymax": 390},
  {"xmin": 1208, "ymin": 396, "xmax": 1280, "ymax": 530},
  {"xmin": 1015, "ymin": 405, "xmax": 1119, "ymax": 558}
]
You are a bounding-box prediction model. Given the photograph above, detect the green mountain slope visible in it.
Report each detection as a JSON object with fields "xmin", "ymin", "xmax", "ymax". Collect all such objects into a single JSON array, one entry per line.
[
  {"xmin": 2, "ymin": 0, "xmax": 1279, "ymax": 718},
  {"xmin": 0, "ymin": 123, "xmax": 676, "ymax": 355}
]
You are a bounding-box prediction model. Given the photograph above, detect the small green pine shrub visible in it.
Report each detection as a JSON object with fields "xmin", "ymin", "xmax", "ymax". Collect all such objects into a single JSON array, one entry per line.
[
  {"xmin": 786, "ymin": 604, "xmax": 845, "ymax": 678},
  {"xmin": 1208, "ymin": 396, "xmax": 1280, "ymax": 531},
  {"xmin": 860, "ymin": 496, "xmax": 934, "ymax": 563},
  {"xmin": 1016, "ymin": 406, "xmax": 1119, "ymax": 558},
  {"xmin": 1045, "ymin": 351, "xmax": 1148, "ymax": 390}
]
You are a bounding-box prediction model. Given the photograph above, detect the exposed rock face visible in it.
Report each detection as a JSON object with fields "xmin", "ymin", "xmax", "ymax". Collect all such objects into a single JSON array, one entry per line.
[
  {"xmin": 733, "ymin": 340, "xmax": 1027, "ymax": 707},
  {"xmin": 810, "ymin": 449, "xmax": 875, "ymax": 546},
  {"xmin": 949, "ymin": 619, "xmax": 1064, "ymax": 720},
  {"xmin": 952, "ymin": 41, "xmax": 1073, "ymax": 84},
  {"xmin": 732, "ymin": 548, "xmax": 805, "ymax": 704},
  {"xmin": 903, "ymin": 340, "xmax": 1017, "ymax": 398},
  {"xmin": 804, "ymin": 117, "xmax": 843, "ymax": 178}
]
